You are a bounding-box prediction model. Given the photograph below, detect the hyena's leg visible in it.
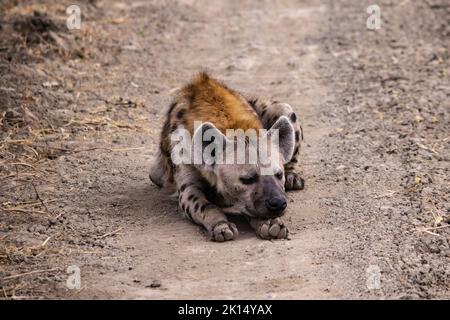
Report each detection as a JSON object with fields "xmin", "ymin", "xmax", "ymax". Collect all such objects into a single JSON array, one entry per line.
[
  {"xmin": 149, "ymin": 150, "xmax": 176, "ymax": 192},
  {"xmin": 149, "ymin": 151, "xmax": 165, "ymax": 188},
  {"xmin": 174, "ymin": 165, "xmax": 238, "ymax": 242},
  {"xmin": 247, "ymin": 98, "xmax": 304, "ymax": 191},
  {"xmin": 249, "ymin": 217, "xmax": 289, "ymax": 240},
  {"xmin": 149, "ymin": 112, "xmax": 176, "ymax": 191}
]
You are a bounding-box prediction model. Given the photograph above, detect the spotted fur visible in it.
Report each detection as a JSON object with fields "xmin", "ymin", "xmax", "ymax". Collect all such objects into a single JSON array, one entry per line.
[
  {"xmin": 246, "ymin": 98, "xmax": 304, "ymax": 190},
  {"xmin": 150, "ymin": 73, "xmax": 304, "ymax": 241}
]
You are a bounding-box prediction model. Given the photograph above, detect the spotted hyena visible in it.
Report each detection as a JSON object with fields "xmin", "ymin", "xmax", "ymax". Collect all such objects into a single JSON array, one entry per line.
[{"xmin": 150, "ymin": 73, "xmax": 304, "ymax": 241}]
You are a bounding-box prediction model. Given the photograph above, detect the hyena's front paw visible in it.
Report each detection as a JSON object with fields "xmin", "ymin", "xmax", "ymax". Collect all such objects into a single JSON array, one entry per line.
[
  {"xmin": 285, "ymin": 172, "xmax": 304, "ymax": 191},
  {"xmin": 254, "ymin": 218, "xmax": 289, "ymax": 240},
  {"xmin": 210, "ymin": 221, "xmax": 239, "ymax": 242}
]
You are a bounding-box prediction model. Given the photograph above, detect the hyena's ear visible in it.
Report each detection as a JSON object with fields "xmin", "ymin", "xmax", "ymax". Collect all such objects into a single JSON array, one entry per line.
[
  {"xmin": 192, "ymin": 122, "xmax": 228, "ymax": 168},
  {"xmin": 265, "ymin": 116, "xmax": 295, "ymax": 164}
]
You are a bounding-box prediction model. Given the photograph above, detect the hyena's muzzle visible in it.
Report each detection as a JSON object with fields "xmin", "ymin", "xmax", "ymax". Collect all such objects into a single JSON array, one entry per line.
[{"xmin": 251, "ymin": 175, "xmax": 287, "ymax": 218}]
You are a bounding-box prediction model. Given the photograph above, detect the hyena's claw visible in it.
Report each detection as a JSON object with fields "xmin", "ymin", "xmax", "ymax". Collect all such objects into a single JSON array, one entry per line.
[
  {"xmin": 257, "ymin": 218, "xmax": 289, "ymax": 240},
  {"xmin": 210, "ymin": 221, "xmax": 238, "ymax": 242},
  {"xmin": 285, "ymin": 172, "xmax": 305, "ymax": 191}
]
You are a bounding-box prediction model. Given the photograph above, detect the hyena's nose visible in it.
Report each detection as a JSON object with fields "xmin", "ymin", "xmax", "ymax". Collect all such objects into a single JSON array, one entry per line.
[{"xmin": 265, "ymin": 197, "xmax": 287, "ymax": 213}]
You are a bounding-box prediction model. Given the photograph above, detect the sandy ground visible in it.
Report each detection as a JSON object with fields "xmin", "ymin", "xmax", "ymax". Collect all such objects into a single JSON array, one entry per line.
[{"xmin": 0, "ymin": 0, "xmax": 449, "ymax": 299}]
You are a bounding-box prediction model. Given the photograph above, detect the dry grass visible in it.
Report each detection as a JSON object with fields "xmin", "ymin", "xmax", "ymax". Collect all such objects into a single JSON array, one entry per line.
[{"xmin": 0, "ymin": 0, "xmax": 146, "ymax": 299}]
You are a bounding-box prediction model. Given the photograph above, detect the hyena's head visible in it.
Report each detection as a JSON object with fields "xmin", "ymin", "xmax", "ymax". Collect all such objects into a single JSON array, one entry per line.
[{"xmin": 193, "ymin": 116, "xmax": 295, "ymax": 218}]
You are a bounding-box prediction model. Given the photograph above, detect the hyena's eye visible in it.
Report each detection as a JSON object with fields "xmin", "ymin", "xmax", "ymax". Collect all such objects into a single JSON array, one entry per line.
[
  {"xmin": 239, "ymin": 174, "xmax": 258, "ymax": 185},
  {"xmin": 275, "ymin": 170, "xmax": 283, "ymax": 180}
]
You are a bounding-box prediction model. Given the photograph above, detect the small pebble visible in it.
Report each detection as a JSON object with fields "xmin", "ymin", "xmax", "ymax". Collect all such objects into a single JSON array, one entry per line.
[{"xmin": 146, "ymin": 280, "xmax": 161, "ymax": 288}]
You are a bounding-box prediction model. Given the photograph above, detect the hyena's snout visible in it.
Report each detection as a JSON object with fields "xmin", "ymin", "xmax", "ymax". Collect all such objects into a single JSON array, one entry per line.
[
  {"xmin": 264, "ymin": 196, "xmax": 287, "ymax": 217},
  {"xmin": 266, "ymin": 197, "xmax": 287, "ymax": 214},
  {"xmin": 253, "ymin": 177, "xmax": 288, "ymax": 218}
]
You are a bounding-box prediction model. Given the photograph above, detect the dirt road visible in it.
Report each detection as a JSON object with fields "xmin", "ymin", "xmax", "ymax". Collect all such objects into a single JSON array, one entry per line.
[{"xmin": 1, "ymin": 0, "xmax": 449, "ymax": 299}]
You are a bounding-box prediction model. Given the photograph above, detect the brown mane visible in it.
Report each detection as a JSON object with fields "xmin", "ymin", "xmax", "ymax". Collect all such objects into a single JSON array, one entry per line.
[{"xmin": 181, "ymin": 72, "xmax": 263, "ymax": 134}]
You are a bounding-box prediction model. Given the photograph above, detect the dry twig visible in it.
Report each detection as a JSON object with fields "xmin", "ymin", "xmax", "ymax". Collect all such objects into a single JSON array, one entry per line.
[
  {"xmin": 2, "ymin": 268, "xmax": 59, "ymax": 281},
  {"xmin": 97, "ymin": 227, "xmax": 123, "ymax": 239}
]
